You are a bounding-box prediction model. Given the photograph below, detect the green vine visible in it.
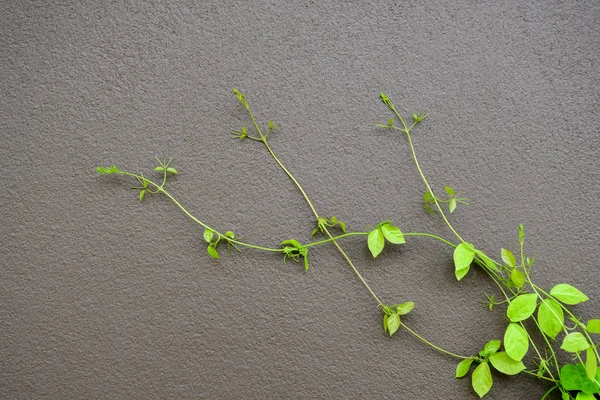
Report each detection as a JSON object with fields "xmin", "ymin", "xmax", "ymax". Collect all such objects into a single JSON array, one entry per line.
[{"xmin": 97, "ymin": 90, "xmax": 600, "ymax": 399}]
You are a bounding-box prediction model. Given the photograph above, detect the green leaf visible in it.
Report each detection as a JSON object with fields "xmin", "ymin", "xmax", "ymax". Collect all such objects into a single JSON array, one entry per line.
[
  {"xmin": 560, "ymin": 363, "xmax": 600, "ymax": 394},
  {"xmin": 203, "ymin": 229, "xmax": 214, "ymax": 243},
  {"xmin": 139, "ymin": 189, "xmax": 146, "ymax": 201},
  {"xmin": 585, "ymin": 347, "xmax": 597, "ymax": 381},
  {"xmin": 281, "ymin": 239, "xmax": 301, "ymax": 248},
  {"xmin": 550, "ymin": 284, "xmax": 590, "ymax": 305},
  {"xmin": 387, "ymin": 313, "xmax": 400, "ymax": 337},
  {"xmin": 225, "ymin": 231, "xmax": 235, "ymax": 239},
  {"xmin": 538, "ymin": 298, "xmax": 565, "ymax": 339},
  {"xmin": 587, "ymin": 319, "xmax": 600, "ymax": 334},
  {"xmin": 456, "ymin": 358, "xmax": 475, "ymax": 378},
  {"xmin": 166, "ymin": 167, "xmax": 177, "ymax": 174},
  {"xmin": 154, "ymin": 166, "xmax": 165, "ymax": 172},
  {"xmin": 207, "ymin": 245, "xmax": 219, "ymax": 259},
  {"xmin": 480, "ymin": 340, "xmax": 501, "ymax": 357},
  {"xmin": 383, "ymin": 314, "xmax": 388, "ymax": 333},
  {"xmin": 507, "ymin": 294, "xmax": 538, "ymax": 322},
  {"xmin": 501, "ymin": 248, "xmax": 517, "ymax": 267},
  {"xmin": 561, "ymin": 332, "xmax": 590, "ymax": 353},
  {"xmin": 368, "ymin": 228, "xmax": 385, "ymax": 258},
  {"xmin": 445, "ymin": 186, "xmax": 455, "ymax": 196},
  {"xmin": 96, "ymin": 165, "xmax": 120, "ymax": 174},
  {"xmin": 472, "ymin": 362, "xmax": 493, "ymax": 398},
  {"xmin": 576, "ymin": 392, "xmax": 596, "ymax": 400},
  {"xmin": 510, "ymin": 269, "xmax": 525, "ymax": 289},
  {"xmin": 380, "ymin": 223, "xmax": 406, "ymax": 244},
  {"xmin": 489, "ymin": 351, "xmax": 526, "ymax": 375},
  {"xmin": 504, "ymin": 323, "xmax": 529, "ymax": 361},
  {"xmin": 396, "ymin": 302, "xmax": 415, "ymax": 315},
  {"xmin": 454, "ymin": 242, "xmax": 475, "ymax": 281},
  {"xmin": 338, "ymin": 221, "xmax": 347, "ymax": 233},
  {"xmin": 449, "ymin": 198, "xmax": 457, "ymax": 213}
]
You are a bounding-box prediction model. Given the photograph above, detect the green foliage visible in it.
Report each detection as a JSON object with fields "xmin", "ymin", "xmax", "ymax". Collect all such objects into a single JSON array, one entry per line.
[
  {"xmin": 453, "ymin": 242, "xmax": 475, "ymax": 281},
  {"xmin": 538, "ymin": 298, "xmax": 565, "ymax": 339},
  {"xmin": 504, "ymin": 323, "xmax": 529, "ymax": 361},
  {"xmin": 367, "ymin": 221, "xmax": 405, "ymax": 258},
  {"xmin": 97, "ymin": 91, "xmax": 599, "ymax": 399},
  {"xmin": 550, "ymin": 284, "xmax": 590, "ymax": 305},
  {"xmin": 472, "ymin": 362, "xmax": 493, "ymax": 398},
  {"xmin": 281, "ymin": 239, "xmax": 309, "ymax": 271},
  {"xmin": 96, "ymin": 164, "xmax": 120, "ymax": 174},
  {"xmin": 507, "ymin": 294, "xmax": 538, "ymax": 322}
]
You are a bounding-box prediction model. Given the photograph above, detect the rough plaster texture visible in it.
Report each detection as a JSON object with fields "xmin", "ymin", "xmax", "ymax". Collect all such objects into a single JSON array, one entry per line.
[{"xmin": 1, "ymin": 1, "xmax": 599, "ymax": 399}]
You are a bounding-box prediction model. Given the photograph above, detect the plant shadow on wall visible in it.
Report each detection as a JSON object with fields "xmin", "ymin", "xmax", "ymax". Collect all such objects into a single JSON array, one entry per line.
[{"xmin": 97, "ymin": 90, "xmax": 600, "ymax": 399}]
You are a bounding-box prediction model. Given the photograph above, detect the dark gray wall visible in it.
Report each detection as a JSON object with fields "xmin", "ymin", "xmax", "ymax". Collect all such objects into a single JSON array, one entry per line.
[{"xmin": 2, "ymin": 1, "xmax": 598, "ymax": 399}]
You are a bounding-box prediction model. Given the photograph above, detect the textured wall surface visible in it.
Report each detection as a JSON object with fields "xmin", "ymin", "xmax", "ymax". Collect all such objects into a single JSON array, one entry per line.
[{"xmin": 1, "ymin": 1, "xmax": 599, "ymax": 399}]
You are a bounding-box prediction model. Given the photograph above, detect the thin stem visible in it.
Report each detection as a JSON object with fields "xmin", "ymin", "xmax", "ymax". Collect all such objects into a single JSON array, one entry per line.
[
  {"xmin": 303, "ymin": 231, "xmax": 456, "ymax": 249},
  {"xmin": 400, "ymin": 322, "xmax": 470, "ymax": 360},
  {"xmin": 521, "ymin": 370, "xmax": 558, "ymax": 383},
  {"xmin": 116, "ymin": 171, "xmax": 284, "ymax": 254},
  {"xmin": 404, "ymin": 130, "xmax": 466, "ymax": 243}
]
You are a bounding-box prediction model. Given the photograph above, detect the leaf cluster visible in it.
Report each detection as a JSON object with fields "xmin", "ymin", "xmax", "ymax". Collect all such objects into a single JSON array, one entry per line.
[{"xmin": 367, "ymin": 221, "xmax": 405, "ymax": 258}]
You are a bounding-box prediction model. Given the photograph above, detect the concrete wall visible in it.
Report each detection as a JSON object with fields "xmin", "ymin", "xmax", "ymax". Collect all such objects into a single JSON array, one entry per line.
[{"xmin": 2, "ymin": 1, "xmax": 598, "ymax": 398}]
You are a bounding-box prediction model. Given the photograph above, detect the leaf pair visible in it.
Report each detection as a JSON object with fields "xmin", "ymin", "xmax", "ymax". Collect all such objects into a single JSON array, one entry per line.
[
  {"xmin": 367, "ymin": 221, "xmax": 405, "ymax": 258},
  {"xmin": 382, "ymin": 301, "xmax": 414, "ymax": 337},
  {"xmin": 423, "ymin": 187, "xmax": 468, "ymax": 214},
  {"xmin": 203, "ymin": 229, "xmax": 237, "ymax": 259},
  {"xmin": 281, "ymin": 239, "xmax": 309, "ymax": 271},
  {"xmin": 311, "ymin": 216, "xmax": 347, "ymax": 237}
]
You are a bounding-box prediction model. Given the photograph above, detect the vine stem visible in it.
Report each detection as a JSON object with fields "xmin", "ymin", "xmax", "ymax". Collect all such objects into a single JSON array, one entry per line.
[
  {"xmin": 243, "ymin": 103, "xmax": 384, "ymax": 306},
  {"xmin": 400, "ymin": 322, "xmax": 470, "ymax": 360}
]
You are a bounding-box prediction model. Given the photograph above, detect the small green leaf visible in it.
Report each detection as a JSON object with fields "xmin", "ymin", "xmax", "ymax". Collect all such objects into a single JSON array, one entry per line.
[
  {"xmin": 472, "ymin": 362, "xmax": 493, "ymax": 398},
  {"xmin": 456, "ymin": 358, "xmax": 475, "ymax": 378},
  {"xmin": 586, "ymin": 319, "xmax": 600, "ymax": 334},
  {"xmin": 396, "ymin": 302, "xmax": 415, "ymax": 315},
  {"xmin": 139, "ymin": 189, "xmax": 146, "ymax": 201},
  {"xmin": 225, "ymin": 231, "xmax": 235, "ymax": 239},
  {"xmin": 449, "ymin": 198, "xmax": 457, "ymax": 213},
  {"xmin": 501, "ymin": 248, "xmax": 517, "ymax": 267},
  {"xmin": 154, "ymin": 166, "xmax": 165, "ymax": 172},
  {"xmin": 281, "ymin": 239, "xmax": 301, "ymax": 248},
  {"xmin": 203, "ymin": 229, "xmax": 214, "ymax": 243},
  {"xmin": 538, "ymin": 298, "xmax": 565, "ymax": 340},
  {"xmin": 561, "ymin": 332, "xmax": 590, "ymax": 353},
  {"xmin": 338, "ymin": 221, "xmax": 347, "ymax": 233},
  {"xmin": 96, "ymin": 165, "xmax": 120, "ymax": 174},
  {"xmin": 368, "ymin": 228, "xmax": 385, "ymax": 258},
  {"xmin": 480, "ymin": 340, "xmax": 501, "ymax": 357},
  {"xmin": 166, "ymin": 167, "xmax": 177, "ymax": 174},
  {"xmin": 510, "ymin": 269, "xmax": 525, "ymax": 289},
  {"xmin": 489, "ymin": 351, "xmax": 526, "ymax": 375},
  {"xmin": 507, "ymin": 294, "xmax": 538, "ymax": 322},
  {"xmin": 454, "ymin": 242, "xmax": 475, "ymax": 281},
  {"xmin": 387, "ymin": 313, "xmax": 400, "ymax": 337},
  {"xmin": 383, "ymin": 314, "xmax": 388, "ymax": 333},
  {"xmin": 504, "ymin": 323, "xmax": 529, "ymax": 361},
  {"xmin": 380, "ymin": 223, "xmax": 406, "ymax": 244},
  {"xmin": 207, "ymin": 245, "xmax": 219, "ymax": 259},
  {"xmin": 550, "ymin": 284, "xmax": 590, "ymax": 305},
  {"xmin": 585, "ymin": 347, "xmax": 597, "ymax": 380},
  {"xmin": 445, "ymin": 186, "xmax": 455, "ymax": 196}
]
